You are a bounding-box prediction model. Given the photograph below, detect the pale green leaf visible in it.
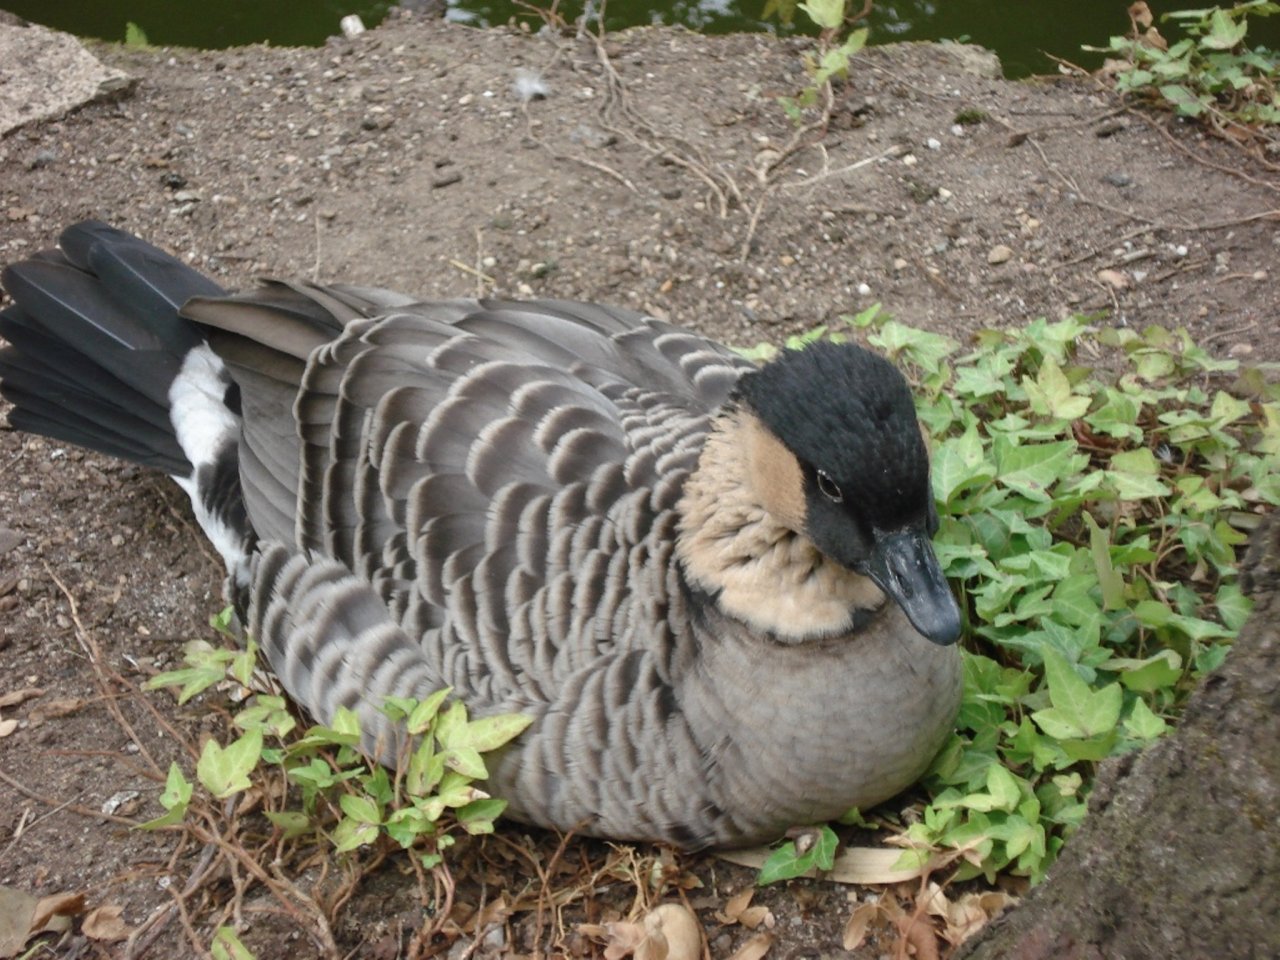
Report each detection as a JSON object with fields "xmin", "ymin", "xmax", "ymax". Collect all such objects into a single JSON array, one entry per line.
[
  {"xmin": 985, "ymin": 764, "xmax": 1023, "ymax": 812},
  {"xmin": 211, "ymin": 926, "xmax": 256, "ymax": 960},
  {"xmin": 1124, "ymin": 698, "xmax": 1168, "ymax": 740},
  {"xmin": 798, "ymin": 0, "xmax": 844, "ymax": 30},
  {"xmin": 197, "ymin": 729, "xmax": 263, "ymax": 799},
  {"xmin": 993, "ymin": 438, "xmax": 1083, "ymax": 502},
  {"xmin": 932, "ymin": 425, "xmax": 996, "ymax": 505},
  {"xmin": 264, "ymin": 810, "xmax": 312, "ymax": 839},
  {"xmin": 1024, "ymin": 357, "xmax": 1090, "ymax": 421},
  {"xmin": 1032, "ymin": 649, "xmax": 1123, "ymax": 739},
  {"xmin": 434, "ymin": 701, "xmax": 468, "ymax": 746},
  {"xmin": 332, "ymin": 816, "xmax": 379, "ymax": 853},
  {"xmin": 1201, "ymin": 8, "xmax": 1248, "ymax": 49},
  {"xmin": 405, "ymin": 688, "xmax": 453, "ymax": 735},
  {"xmin": 1216, "ymin": 582, "xmax": 1253, "ymax": 632},
  {"xmin": 450, "ymin": 712, "xmax": 535, "ymax": 753},
  {"xmin": 1106, "ymin": 649, "xmax": 1182, "ymax": 692},
  {"xmin": 339, "ymin": 793, "xmax": 381, "ymax": 825},
  {"xmin": 330, "ymin": 706, "xmax": 362, "ymax": 740},
  {"xmin": 137, "ymin": 762, "xmax": 193, "ymax": 830},
  {"xmin": 1085, "ymin": 513, "xmax": 1125, "ymax": 611},
  {"xmin": 443, "ymin": 746, "xmax": 488, "ymax": 780},
  {"xmin": 124, "ymin": 21, "xmax": 151, "ymax": 48}
]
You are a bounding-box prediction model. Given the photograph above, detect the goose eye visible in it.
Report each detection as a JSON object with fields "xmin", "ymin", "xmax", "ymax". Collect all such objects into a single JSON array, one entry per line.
[{"xmin": 815, "ymin": 469, "xmax": 843, "ymax": 503}]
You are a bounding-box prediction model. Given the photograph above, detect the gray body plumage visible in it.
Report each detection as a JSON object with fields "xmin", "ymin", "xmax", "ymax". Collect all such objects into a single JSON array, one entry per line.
[{"xmin": 0, "ymin": 223, "xmax": 962, "ymax": 850}]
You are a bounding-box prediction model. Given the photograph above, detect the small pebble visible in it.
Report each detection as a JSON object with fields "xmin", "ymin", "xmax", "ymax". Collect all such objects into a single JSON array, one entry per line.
[
  {"xmin": 925, "ymin": 137, "xmax": 942, "ymax": 150},
  {"xmin": 1101, "ymin": 172, "xmax": 1132, "ymax": 188},
  {"xmin": 102, "ymin": 790, "xmax": 140, "ymax": 815},
  {"xmin": 1097, "ymin": 268, "xmax": 1130, "ymax": 289},
  {"xmin": 987, "ymin": 244, "xmax": 1014, "ymax": 265},
  {"xmin": 857, "ymin": 282, "xmax": 872, "ymax": 295}
]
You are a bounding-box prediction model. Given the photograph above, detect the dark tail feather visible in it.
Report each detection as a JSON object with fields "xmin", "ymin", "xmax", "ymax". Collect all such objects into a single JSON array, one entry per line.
[
  {"xmin": 0, "ymin": 222, "xmax": 227, "ymax": 476},
  {"xmin": 60, "ymin": 221, "xmax": 222, "ymax": 354}
]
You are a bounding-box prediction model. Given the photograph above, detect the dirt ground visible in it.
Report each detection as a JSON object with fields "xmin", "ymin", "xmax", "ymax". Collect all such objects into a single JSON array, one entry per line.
[{"xmin": 0, "ymin": 10, "xmax": 1277, "ymax": 960}]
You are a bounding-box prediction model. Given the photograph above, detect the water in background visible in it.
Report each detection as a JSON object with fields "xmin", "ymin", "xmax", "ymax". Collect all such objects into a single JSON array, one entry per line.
[{"xmin": 3, "ymin": 0, "xmax": 1278, "ymax": 78}]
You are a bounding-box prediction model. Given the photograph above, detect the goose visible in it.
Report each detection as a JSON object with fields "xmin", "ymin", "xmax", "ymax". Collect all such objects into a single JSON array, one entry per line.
[{"xmin": 0, "ymin": 221, "xmax": 962, "ymax": 850}]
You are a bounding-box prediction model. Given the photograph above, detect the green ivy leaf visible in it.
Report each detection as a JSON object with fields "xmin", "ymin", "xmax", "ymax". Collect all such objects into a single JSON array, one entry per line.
[
  {"xmin": 1105, "ymin": 448, "xmax": 1172, "ymax": 499},
  {"xmin": 1202, "ymin": 8, "xmax": 1249, "ymax": 49},
  {"xmin": 1215, "ymin": 582, "xmax": 1253, "ymax": 632},
  {"xmin": 1105, "ymin": 649, "xmax": 1182, "ymax": 693},
  {"xmin": 1031, "ymin": 649, "xmax": 1123, "ymax": 740},
  {"xmin": 1024, "ymin": 357, "xmax": 1091, "ymax": 421},
  {"xmin": 932, "ymin": 426, "xmax": 997, "ymax": 505},
  {"xmin": 993, "ymin": 438, "xmax": 1083, "ymax": 502},
  {"xmin": 758, "ymin": 824, "xmax": 839, "ymax": 885}
]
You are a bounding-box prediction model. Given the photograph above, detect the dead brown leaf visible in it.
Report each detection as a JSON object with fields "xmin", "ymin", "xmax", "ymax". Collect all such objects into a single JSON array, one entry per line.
[
  {"xmin": 579, "ymin": 919, "xmax": 652, "ymax": 960},
  {"xmin": 896, "ymin": 913, "xmax": 940, "ymax": 960},
  {"xmin": 737, "ymin": 905, "xmax": 773, "ymax": 931},
  {"xmin": 28, "ymin": 698, "xmax": 86, "ymax": 724},
  {"xmin": 0, "ymin": 886, "xmax": 38, "ymax": 957},
  {"xmin": 82, "ymin": 904, "xmax": 132, "ymax": 942},
  {"xmin": 842, "ymin": 901, "xmax": 879, "ymax": 951},
  {"xmin": 30, "ymin": 891, "xmax": 85, "ymax": 933},
  {"xmin": 938, "ymin": 889, "xmax": 1018, "ymax": 947},
  {"xmin": 0, "ymin": 688, "xmax": 44, "ymax": 709},
  {"xmin": 1127, "ymin": 2, "xmax": 1168, "ymax": 49},
  {"xmin": 726, "ymin": 930, "xmax": 773, "ymax": 960},
  {"xmin": 645, "ymin": 904, "xmax": 701, "ymax": 960},
  {"xmin": 716, "ymin": 888, "xmax": 754, "ymax": 925},
  {"xmin": 715, "ymin": 889, "xmax": 773, "ymax": 930},
  {"xmin": 460, "ymin": 894, "xmax": 511, "ymax": 935},
  {"xmin": 580, "ymin": 903, "xmax": 702, "ymax": 960}
]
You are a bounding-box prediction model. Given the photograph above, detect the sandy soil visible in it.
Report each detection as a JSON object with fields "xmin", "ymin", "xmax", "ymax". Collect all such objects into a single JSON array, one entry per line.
[{"xmin": 0, "ymin": 12, "xmax": 1277, "ymax": 959}]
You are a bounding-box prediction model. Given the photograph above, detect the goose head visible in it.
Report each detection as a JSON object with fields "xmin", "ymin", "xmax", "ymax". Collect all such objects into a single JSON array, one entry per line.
[
  {"xmin": 678, "ymin": 340, "xmax": 962, "ymax": 646},
  {"xmin": 736, "ymin": 340, "xmax": 961, "ymax": 645}
]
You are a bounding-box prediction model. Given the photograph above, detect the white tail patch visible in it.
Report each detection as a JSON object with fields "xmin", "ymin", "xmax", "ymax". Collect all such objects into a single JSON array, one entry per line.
[
  {"xmin": 169, "ymin": 344, "xmax": 250, "ymax": 585},
  {"xmin": 169, "ymin": 344, "xmax": 238, "ymax": 463}
]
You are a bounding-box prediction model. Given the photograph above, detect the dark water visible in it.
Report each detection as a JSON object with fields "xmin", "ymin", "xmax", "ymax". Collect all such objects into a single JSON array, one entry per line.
[{"xmin": 3, "ymin": 0, "xmax": 1278, "ymax": 78}]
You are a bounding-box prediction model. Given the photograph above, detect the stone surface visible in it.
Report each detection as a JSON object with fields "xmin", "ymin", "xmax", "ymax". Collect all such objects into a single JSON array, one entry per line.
[{"xmin": 0, "ymin": 19, "xmax": 133, "ymax": 137}]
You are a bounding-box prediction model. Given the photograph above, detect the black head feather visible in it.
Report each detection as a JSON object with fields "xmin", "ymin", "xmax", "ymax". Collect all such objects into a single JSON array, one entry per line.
[{"xmin": 736, "ymin": 340, "xmax": 930, "ymax": 531}]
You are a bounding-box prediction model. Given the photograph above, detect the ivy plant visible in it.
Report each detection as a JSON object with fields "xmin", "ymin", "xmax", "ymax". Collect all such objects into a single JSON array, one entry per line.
[
  {"xmin": 1091, "ymin": 1, "xmax": 1280, "ymax": 129},
  {"xmin": 755, "ymin": 307, "xmax": 1276, "ymax": 883},
  {"xmin": 144, "ymin": 615, "xmax": 532, "ymax": 871}
]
